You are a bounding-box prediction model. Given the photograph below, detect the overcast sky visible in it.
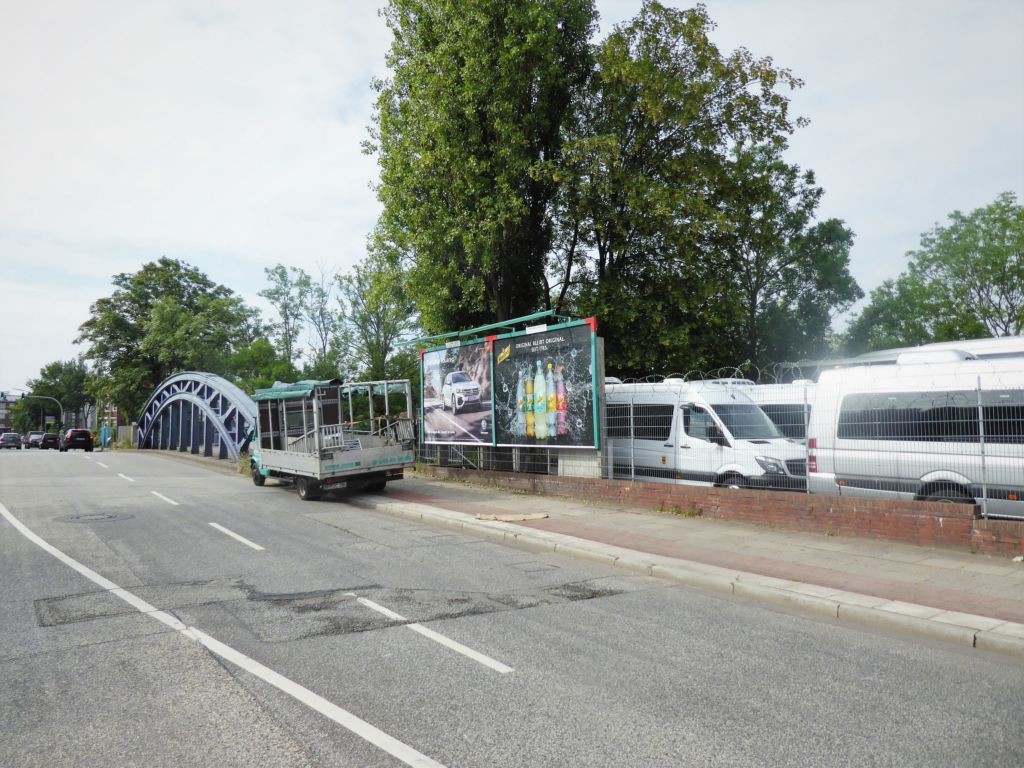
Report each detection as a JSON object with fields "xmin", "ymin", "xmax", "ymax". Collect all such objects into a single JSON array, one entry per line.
[{"xmin": 1, "ymin": 0, "xmax": 1022, "ymax": 393}]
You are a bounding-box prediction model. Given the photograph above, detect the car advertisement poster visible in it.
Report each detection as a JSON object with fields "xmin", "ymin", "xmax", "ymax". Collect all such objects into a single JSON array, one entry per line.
[
  {"xmin": 492, "ymin": 320, "xmax": 597, "ymax": 448},
  {"xmin": 421, "ymin": 340, "xmax": 493, "ymax": 444}
]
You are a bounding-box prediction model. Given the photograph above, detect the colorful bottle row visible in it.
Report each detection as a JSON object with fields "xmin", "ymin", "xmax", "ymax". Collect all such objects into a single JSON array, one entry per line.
[{"xmin": 515, "ymin": 361, "xmax": 568, "ymax": 438}]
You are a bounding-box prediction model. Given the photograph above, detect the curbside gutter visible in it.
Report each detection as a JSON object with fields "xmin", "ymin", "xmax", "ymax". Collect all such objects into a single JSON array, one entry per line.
[{"xmin": 346, "ymin": 494, "xmax": 1024, "ymax": 662}]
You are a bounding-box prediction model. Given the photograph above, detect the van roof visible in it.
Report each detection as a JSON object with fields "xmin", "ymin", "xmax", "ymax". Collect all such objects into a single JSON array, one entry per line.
[
  {"xmin": 817, "ymin": 355, "xmax": 1023, "ymax": 387},
  {"xmin": 606, "ymin": 380, "xmax": 758, "ymax": 405}
]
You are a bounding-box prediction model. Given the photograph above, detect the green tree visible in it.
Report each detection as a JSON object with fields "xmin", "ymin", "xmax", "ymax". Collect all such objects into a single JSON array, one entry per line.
[
  {"xmin": 299, "ymin": 264, "xmax": 340, "ymax": 376},
  {"xmin": 547, "ymin": 2, "xmax": 810, "ymax": 376},
  {"xmin": 10, "ymin": 398, "xmax": 36, "ymax": 435},
  {"xmin": 26, "ymin": 359, "xmax": 91, "ymax": 429},
  {"xmin": 844, "ymin": 192, "xmax": 1022, "ymax": 352},
  {"xmin": 718, "ymin": 145, "xmax": 861, "ymax": 366},
  {"xmin": 260, "ymin": 264, "xmax": 306, "ymax": 365},
  {"xmin": 368, "ymin": 0, "xmax": 596, "ymax": 333},
  {"xmin": 227, "ymin": 339, "xmax": 299, "ymax": 393},
  {"xmin": 337, "ymin": 252, "xmax": 420, "ymax": 381},
  {"xmin": 77, "ymin": 258, "xmax": 261, "ymax": 419}
]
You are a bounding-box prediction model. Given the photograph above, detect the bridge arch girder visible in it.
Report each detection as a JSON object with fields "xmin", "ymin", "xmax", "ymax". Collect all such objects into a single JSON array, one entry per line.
[{"xmin": 137, "ymin": 372, "xmax": 257, "ymax": 461}]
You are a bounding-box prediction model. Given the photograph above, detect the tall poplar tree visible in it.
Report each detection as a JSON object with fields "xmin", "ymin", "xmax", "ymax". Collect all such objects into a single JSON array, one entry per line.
[{"xmin": 367, "ymin": 0, "xmax": 596, "ymax": 333}]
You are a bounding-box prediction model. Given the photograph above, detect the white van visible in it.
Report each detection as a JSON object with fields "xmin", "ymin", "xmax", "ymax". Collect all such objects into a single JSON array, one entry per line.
[
  {"xmin": 605, "ymin": 378, "xmax": 807, "ymax": 490},
  {"xmin": 806, "ymin": 356, "xmax": 1024, "ymax": 518},
  {"xmin": 720, "ymin": 380, "xmax": 815, "ymax": 442}
]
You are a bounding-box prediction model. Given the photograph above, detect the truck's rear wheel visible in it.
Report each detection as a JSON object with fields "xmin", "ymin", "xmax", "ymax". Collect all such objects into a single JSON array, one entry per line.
[
  {"xmin": 367, "ymin": 480, "xmax": 387, "ymax": 493},
  {"xmin": 297, "ymin": 477, "xmax": 321, "ymax": 501},
  {"xmin": 252, "ymin": 466, "xmax": 265, "ymax": 486}
]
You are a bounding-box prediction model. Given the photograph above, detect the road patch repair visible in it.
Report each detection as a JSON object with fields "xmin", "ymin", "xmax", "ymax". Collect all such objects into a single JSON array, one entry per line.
[
  {"xmin": 0, "ymin": 502, "xmax": 449, "ymax": 768},
  {"xmin": 345, "ymin": 478, "xmax": 1024, "ymax": 661}
]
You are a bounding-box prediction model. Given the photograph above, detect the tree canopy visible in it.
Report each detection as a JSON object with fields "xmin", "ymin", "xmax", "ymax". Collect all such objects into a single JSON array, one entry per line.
[
  {"xmin": 369, "ymin": 0, "xmax": 861, "ymax": 376},
  {"xmin": 544, "ymin": 2, "xmax": 858, "ymax": 373},
  {"xmin": 368, "ymin": 0, "xmax": 596, "ymax": 333},
  {"xmin": 844, "ymin": 191, "xmax": 1022, "ymax": 353},
  {"xmin": 77, "ymin": 258, "xmax": 262, "ymax": 419}
]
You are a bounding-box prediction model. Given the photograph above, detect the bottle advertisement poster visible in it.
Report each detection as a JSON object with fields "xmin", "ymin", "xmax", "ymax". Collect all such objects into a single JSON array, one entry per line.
[
  {"xmin": 491, "ymin": 320, "xmax": 597, "ymax": 449},
  {"xmin": 420, "ymin": 340, "xmax": 493, "ymax": 444}
]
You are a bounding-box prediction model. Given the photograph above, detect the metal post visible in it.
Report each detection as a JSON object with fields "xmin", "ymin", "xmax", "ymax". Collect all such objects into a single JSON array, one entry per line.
[
  {"xmin": 629, "ymin": 398, "xmax": 635, "ymax": 481},
  {"xmin": 803, "ymin": 383, "xmax": 811, "ymax": 494},
  {"xmin": 977, "ymin": 376, "xmax": 988, "ymax": 519},
  {"xmin": 301, "ymin": 394, "xmax": 308, "ymax": 451},
  {"xmin": 368, "ymin": 384, "xmax": 375, "ymax": 434},
  {"xmin": 312, "ymin": 388, "xmax": 321, "ymax": 452}
]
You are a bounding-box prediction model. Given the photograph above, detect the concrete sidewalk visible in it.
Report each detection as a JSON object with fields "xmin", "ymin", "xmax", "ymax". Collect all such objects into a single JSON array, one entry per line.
[{"xmin": 353, "ymin": 473, "xmax": 1024, "ymax": 661}]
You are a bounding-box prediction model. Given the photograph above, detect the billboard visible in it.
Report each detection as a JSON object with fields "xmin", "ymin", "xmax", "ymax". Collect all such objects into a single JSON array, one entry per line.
[
  {"xmin": 420, "ymin": 340, "xmax": 493, "ymax": 444},
  {"xmin": 491, "ymin": 320, "xmax": 598, "ymax": 448}
]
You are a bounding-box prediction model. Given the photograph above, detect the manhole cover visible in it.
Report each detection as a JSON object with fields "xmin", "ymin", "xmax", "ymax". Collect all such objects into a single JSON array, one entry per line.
[{"xmin": 58, "ymin": 513, "xmax": 134, "ymax": 523}]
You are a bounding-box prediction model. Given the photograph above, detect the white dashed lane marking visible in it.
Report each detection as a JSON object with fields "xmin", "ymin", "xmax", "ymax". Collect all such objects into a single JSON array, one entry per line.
[
  {"xmin": 350, "ymin": 594, "xmax": 514, "ymax": 674},
  {"xmin": 209, "ymin": 522, "xmax": 264, "ymax": 551},
  {"xmin": 0, "ymin": 502, "xmax": 445, "ymax": 768}
]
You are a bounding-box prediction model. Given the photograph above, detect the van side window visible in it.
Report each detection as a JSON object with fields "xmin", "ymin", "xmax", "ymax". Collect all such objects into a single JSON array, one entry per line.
[
  {"xmin": 686, "ymin": 407, "xmax": 715, "ymax": 441},
  {"xmin": 636, "ymin": 405, "xmax": 674, "ymax": 440},
  {"xmin": 607, "ymin": 404, "xmax": 631, "ymax": 438},
  {"xmin": 760, "ymin": 404, "xmax": 809, "ymax": 440},
  {"xmin": 837, "ymin": 389, "xmax": 1024, "ymax": 444},
  {"xmin": 982, "ymin": 390, "xmax": 1024, "ymax": 444},
  {"xmin": 606, "ymin": 403, "xmax": 674, "ymax": 440}
]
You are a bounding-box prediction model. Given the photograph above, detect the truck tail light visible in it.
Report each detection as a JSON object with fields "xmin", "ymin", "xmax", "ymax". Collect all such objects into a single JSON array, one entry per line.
[{"xmin": 807, "ymin": 437, "xmax": 817, "ymax": 474}]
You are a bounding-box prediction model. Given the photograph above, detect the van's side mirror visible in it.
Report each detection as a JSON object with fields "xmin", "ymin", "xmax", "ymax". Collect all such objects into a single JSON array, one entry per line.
[{"xmin": 707, "ymin": 425, "xmax": 730, "ymax": 447}]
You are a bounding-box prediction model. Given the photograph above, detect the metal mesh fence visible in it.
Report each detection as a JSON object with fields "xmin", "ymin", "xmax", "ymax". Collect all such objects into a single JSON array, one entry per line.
[{"xmin": 416, "ymin": 363, "xmax": 1024, "ymax": 520}]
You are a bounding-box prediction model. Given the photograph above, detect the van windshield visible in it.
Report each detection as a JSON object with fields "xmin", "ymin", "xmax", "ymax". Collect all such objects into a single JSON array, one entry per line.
[{"xmin": 711, "ymin": 403, "xmax": 785, "ymax": 440}]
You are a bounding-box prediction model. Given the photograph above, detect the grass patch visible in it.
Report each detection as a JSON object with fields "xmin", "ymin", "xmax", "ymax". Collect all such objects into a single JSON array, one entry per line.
[{"xmin": 661, "ymin": 503, "xmax": 702, "ymax": 518}]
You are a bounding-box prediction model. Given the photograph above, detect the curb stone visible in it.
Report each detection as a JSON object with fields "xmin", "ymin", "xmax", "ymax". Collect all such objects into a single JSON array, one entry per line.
[{"xmin": 348, "ymin": 494, "xmax": 1024, "ymax": 662}]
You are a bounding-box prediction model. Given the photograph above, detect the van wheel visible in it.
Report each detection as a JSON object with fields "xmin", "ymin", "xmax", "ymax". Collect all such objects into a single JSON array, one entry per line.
[
  {"xmin": 252, "ymin": 466, "xmax": 265, "ymax": 486},
  {"xmin": 923, "ymin": 485, "xmax": 973, "ymax": 504},
  {"xmin": 366, "ymin": 480, "xmax": 387, "ymax": 493},
  {"xmin": 718, "ymin": 473, "xmax": 746, "ymax": 490},
  {"xmin": 297, "ymin": 477, "xmax": 321, "ymax": 501}
]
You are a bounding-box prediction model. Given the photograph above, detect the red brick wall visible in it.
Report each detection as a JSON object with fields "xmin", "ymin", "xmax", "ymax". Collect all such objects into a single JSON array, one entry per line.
[{"xmin": 418, "ymin": 465, "xmax": 1024, "ymax": 557}]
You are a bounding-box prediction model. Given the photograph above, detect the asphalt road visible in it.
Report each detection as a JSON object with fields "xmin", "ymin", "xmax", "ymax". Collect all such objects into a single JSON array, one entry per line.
[{"xmin": 1, "ymin": 449, "xmax": 1022, "ymax": 767}]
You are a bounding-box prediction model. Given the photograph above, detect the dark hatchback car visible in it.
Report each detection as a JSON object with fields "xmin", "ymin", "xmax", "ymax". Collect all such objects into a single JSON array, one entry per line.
[
  {"xmin": 61, "ymin": 429, "xmax": 94, "ymax": 452},
  {"xmin": 38, "ymin": 433, "xmax": 60, "ymax": 450},
  {"xmin": 1, "ymin": 432, "xmax": 22, "ymax": 449}
]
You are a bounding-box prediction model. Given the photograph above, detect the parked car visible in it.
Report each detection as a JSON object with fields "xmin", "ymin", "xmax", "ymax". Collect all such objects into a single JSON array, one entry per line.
[
  {"xmin": 60, "ymin": 428, "xmax": 94, "ymax": 452},
  {"xmin": 1, "ymin": 432, "xmax": 22, "ymax": 449},
  {"xmin": 441, "ymin": 371, "xmax": 481, "ymax": 413},
  {"xmin": 38, "ymin": 433, "xmax": 60, "ymax": 450},
  {"xmin": 26, "ymin": 431, "xmax": 45, "ymax": 448}
]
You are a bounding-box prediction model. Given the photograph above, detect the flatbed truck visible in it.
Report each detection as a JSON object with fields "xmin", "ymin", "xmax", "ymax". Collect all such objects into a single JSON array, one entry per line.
[{"xmin": 249, "ymin": 378, "xmax": 416, "ymax": 500}]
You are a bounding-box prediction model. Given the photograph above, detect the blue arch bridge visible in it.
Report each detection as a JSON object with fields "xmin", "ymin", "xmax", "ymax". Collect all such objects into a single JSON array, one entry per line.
[{"xmin": 137, "ymin": 372, "xmax": 258, "ymax": 461}]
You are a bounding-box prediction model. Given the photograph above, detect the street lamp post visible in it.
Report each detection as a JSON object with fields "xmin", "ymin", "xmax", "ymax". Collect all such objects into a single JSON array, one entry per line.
[{"xmin": 22, "ymin": 395, "xmax": 65, "ymax": 430}]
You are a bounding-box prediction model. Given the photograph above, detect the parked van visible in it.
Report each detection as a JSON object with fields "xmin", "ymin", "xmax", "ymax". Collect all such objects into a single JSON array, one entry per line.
[
  {"xmin": 709, "ymin": 379, "xmax": 815, "ymax": 441},
  {"xmin": 806, "ymin": 357, "xmax": 1024, "ymax": 518},
  {"xmin": 605, "ymin": 378, "xmax": 807, "ymax": 490}
]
